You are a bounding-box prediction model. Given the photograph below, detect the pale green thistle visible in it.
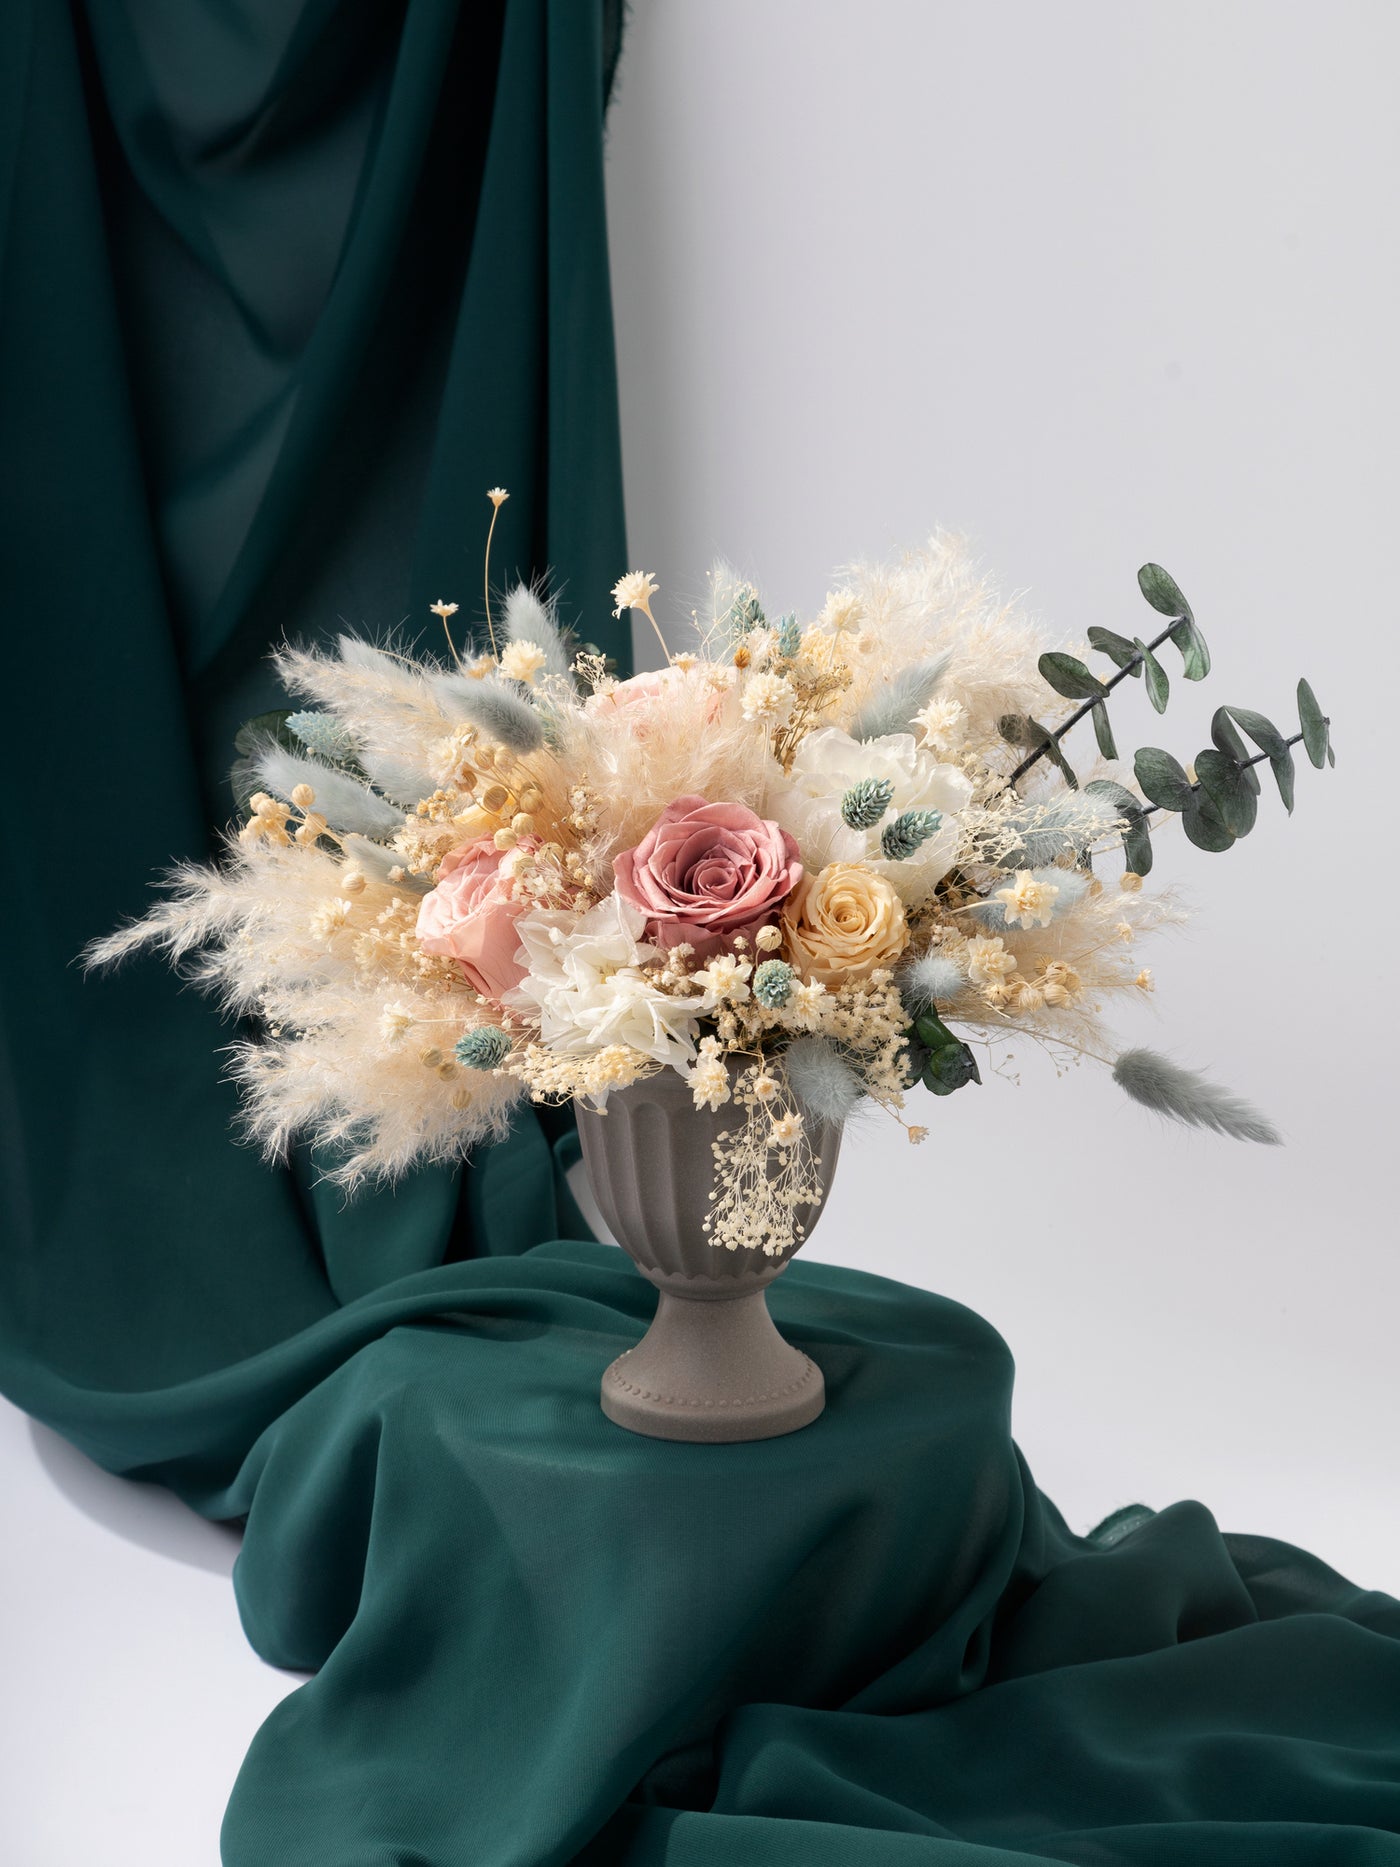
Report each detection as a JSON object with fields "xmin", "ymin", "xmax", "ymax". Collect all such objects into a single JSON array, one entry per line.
[
  {"xmin": 725, "ymin": 589, "xmax": 764, "ymax": 636},
  {"xmin": 840, "ymin": 778, "xmax": 895, "ymax": 830},
  {"xmin": 454, "ymin": 1026, "xmax": 512, "ymax": 1071},
  {"xmin": 287, "ymin": 710, "xmax": 354, "ymax": 764},
  {"xmin": 776, "ymin": 612, "xmax": 801, "ymax": 658},
  {"xmin": 753, "ymin": 959, "xmax": 795, "ymax": 1008},
  {"xmin": 881, "ymin": 808, "xmax": 943, "ymax": 860}
]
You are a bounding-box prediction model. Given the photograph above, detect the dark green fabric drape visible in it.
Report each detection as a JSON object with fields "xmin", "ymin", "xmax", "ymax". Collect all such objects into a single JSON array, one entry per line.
[
  {"xmin": 4, "ymin": 5, "xmax": 1400, "ymax": 1865},
  {"xmin": 0, "ymin": 0, "xmax": 628, "ymax": 1399}
]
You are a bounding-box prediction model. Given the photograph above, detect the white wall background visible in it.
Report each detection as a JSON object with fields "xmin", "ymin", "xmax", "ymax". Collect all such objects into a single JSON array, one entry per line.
[
  {"xmin": 605, "ymin": 0, "xmax": 1400, "ymax": 1582},
  {"xmin": 4, "ymin": 7, "xmax": 1397, "ymax": 1861}
]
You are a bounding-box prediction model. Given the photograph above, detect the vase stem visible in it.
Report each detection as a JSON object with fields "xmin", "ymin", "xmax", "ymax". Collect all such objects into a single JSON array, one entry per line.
[{"xmin": 601, "ymin": 1287, "xmax": 824, "ymax": 1443}]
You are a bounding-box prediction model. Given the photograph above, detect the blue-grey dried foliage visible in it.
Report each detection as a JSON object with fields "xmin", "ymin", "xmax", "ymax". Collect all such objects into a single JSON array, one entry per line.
[
  {"xmin": 850, "ymin": 655, "xmax": 950, "ymax": 742},
  {"xmin": 503, "ymin": 584, "xmax": 572, "ymax": 680},
  {"xmin": 783, "ymin": 1037, "xmax": 865, "ymax": 1124},
  {"xmin": 1112, "ymin": 1048, "xmax": 1280, "ymax": 1145},
  {"xmin": 433, "ymin": 673, "xmax": 545, "ymax": 754}
]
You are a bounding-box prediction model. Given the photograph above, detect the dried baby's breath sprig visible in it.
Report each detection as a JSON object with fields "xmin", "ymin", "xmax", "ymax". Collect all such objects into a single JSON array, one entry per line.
[
  {"xmin": 703, "ymin": 1062, "xmax": 826, "ymax": 1257},
  {"xmin": 507, "ymin": 1041, "xmax": 658, "ymax": 1105}
]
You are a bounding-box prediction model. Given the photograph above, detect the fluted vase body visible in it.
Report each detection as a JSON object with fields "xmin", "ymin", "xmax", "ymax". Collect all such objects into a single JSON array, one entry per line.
[{"xmin": 576, "ymin": 1065, "xmax": 840, "ymax": 1442}]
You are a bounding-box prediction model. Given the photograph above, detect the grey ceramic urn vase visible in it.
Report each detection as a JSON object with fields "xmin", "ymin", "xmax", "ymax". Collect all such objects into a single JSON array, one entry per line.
[{"xmin": 576, "ymin": 1065, "xmax": 841, "ymax": 1443}]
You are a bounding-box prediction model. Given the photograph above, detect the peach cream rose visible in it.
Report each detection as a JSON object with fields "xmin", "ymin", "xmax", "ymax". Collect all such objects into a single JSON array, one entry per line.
[{"xmin": 780, "ymin": 863, "xmax": 909, "ymax": 986}]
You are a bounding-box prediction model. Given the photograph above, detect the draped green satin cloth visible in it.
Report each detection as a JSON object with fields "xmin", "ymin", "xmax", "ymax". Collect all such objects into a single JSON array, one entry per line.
[{"xmin": 3, "ymin": 5, "xmax": 1400, "ymax": 1864}]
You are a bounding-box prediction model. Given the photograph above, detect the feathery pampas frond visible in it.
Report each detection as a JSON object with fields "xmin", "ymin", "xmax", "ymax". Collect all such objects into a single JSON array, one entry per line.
[
  {"xmin": 1112, "ymin": 1048, "xmax": 1281, "ymax": 1145},
  {"xmin": 783, "ymin": 1037, "xmax": 866, "ymax": 1124},
  {"xmin": 82, "ymin": 860, "xmax": 254, "ymax": 971}
]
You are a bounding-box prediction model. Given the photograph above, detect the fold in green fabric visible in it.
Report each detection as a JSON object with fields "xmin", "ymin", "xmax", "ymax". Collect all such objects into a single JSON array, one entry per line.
[
  {"xmin": 3, "ymin": 5, "xmax": 1399, "ymax": 1864},
  {"xmin": 206, "ymin": 1250, "xmax": 1400, "ymax": 1863}
]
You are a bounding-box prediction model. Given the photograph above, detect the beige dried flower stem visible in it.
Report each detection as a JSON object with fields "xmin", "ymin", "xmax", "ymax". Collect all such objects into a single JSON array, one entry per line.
[
  {"xmin": 611, "ymin": 572, "xmax": 670, "ymax": 665},
  {"xmin": 482, "ymin": 488, "xmax": 509, "ymax": 658},
  {"xmin": 430, "ymin": 599, "xmax": 461, "ymax": 666}
]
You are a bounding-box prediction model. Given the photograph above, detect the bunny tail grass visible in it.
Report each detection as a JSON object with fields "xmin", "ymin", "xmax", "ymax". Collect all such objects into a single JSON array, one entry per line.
[
  {"xmin": 253, "ymin": 747, "xmax": 403, "ymax": 838},
  {"xmin": 503, "ymin": 584, "xmax": 571, "ymax": 680},
  {"xmin": 850, "ymin": 655, "xmax": 950, "ymax": 742},
  {"xmin": 1112, "ymin": 1048, "xmax": 1281, "ymax": 1145},
  {"xmin": 899, "ymin": 951, "xmax": 966, "ymax": 1012},
  {"xmin": 783, "ymin": 1037, "xmax": 865, "ymax": 1124},
  {"xmin": 432, "ymin": 674, "xmax": 545, "ymax": 753}
]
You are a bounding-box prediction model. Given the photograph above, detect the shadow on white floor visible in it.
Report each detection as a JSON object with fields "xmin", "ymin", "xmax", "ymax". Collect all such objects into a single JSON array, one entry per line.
[{"xmin": 27, "ymin": 1418, "xmax": 243, "ymax": 1577}]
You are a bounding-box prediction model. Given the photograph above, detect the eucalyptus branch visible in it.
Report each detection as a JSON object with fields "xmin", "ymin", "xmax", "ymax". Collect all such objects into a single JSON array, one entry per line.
[
  {"xmin": 1143, "ymin": 728, "xmax": 1315, "ymax": 825},
  {"xmin": 1008, "ymin": 619, "xmax": 1180, "ymax": 789}
]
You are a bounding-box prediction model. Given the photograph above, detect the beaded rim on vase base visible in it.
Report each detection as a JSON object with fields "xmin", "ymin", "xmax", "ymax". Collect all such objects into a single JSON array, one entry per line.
[{"xmin": 576, "ymin": 1064, "xmax": 840, "ymax": 1443}]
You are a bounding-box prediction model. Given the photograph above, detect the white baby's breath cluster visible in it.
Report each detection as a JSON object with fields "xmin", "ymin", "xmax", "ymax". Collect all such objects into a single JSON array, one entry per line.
[
  {"xmin": 88, "ymin": 509, "xmax": 1194, "ymax": 1220},
  {"xmin": 703, "ymin": 1061, "xmax": 826, "ymax": 1257}
]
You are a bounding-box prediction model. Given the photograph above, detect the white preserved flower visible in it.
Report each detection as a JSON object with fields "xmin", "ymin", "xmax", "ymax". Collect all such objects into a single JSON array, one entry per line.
[
  {"xmin": 611, "ymin": 570, "xmax": 660, "ymax": 619},
  {"xmin": 740, "ymin": 671, "xmax": 796, "ymax": 724},
  {"xmin": 994, "ymin": 870, "xmax": 1060, "ymax": 930},
  {"xmin": 378, "ymin": 1002, "xmax": 415, "ymax": 1046},
  {"xmin": 504, "ymin": 894, "xmax": 706, "ymax": 1072},
  {"xmin": 690, "ymin": 954, "xmax": 753, "ymax": 1004},
  {"xmin": 499, "ymin": 640, "xmax": 548, "ymax": 684},
  {"xmin": 765, "ymin": 726, "xmax": 972, "ymax": 906},
  {"xmin": 911, "ymin": 693, "xmax": 965, "ymax": 753},
  {"xmin": 309, "ymin": 897, "xmax": 353, "ymax": 938},
  {"xmin": 966, "ymin": 936, "xmax": 1018, "ymax": 985},
  {"xmin": 691, "ymin": 1056, "xmax": 731, "ymax": 1111}
]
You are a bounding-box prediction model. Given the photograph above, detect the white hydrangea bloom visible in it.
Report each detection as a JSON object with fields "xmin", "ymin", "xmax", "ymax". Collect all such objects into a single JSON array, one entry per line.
[
  {"xmin": 504, "ymin": 894, "xmax": 705, "ymax": 1073},
  {"xmin": 765, "ymin": 726, "xmax": 972, "ymax": 905}
]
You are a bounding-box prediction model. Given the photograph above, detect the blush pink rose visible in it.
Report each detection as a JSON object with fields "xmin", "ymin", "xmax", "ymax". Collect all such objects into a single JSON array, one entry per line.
[
  {"xmin": 415, "ymin": 836, "xmax": 536, "ymax": 1001},
  {"xmin": 583, "ymin": 667, "xmax": 731, "ymax": 730},
  {"xmin": 613, "ymin": 794, "xmax": 802, "ymax": 960},
  {"xmin": 583, "ymin": 670, "xmax": 672, "ymax": 718}
]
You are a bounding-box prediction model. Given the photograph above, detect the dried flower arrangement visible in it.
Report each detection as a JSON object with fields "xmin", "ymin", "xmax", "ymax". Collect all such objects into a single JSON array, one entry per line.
[{"xmin": 90, "ymin": 493, "xmax": 1335, "ymax": 1257}]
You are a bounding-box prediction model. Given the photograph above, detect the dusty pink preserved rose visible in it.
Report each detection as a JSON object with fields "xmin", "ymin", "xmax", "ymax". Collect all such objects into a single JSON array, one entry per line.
[
  {"xmin": 415, "ymin": 836, "xmax": 536, "ymax": 1001},
  {"xmin": 613, "ymin": 794, "xmax": 802, "ymax": 959}
]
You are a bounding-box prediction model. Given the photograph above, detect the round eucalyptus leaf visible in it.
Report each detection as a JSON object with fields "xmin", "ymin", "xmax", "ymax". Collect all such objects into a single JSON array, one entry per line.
[
  {"xmin": 1181, "ymin": 792, "xmax": 1236, "ymax": 852},
  {"xmin": 1133, "ymin": 746, "xmax": 1194, "ymax": 812},
  {"xmin": 1137, "ymin": 563, "xmax": 1194, "ymax": 623},
  {"xmin": 1135, "ymin": 640, "xmax": 1170, "ymax": 714},
  {"xmin": 1038, "ymin": 651, "xmax": 1107, "ymax": 701},
  {"xmin": 1087, "ymin": 626, "xmax": 1140, "ymax": 672},
  {"xmin": 1194, "ymin": 748, "xmax": 1257, "ymax": 838},
  {"xmin": 1210, "ymin": 706, "xmax": 1261, "ymax": 793},
  {"xmin": 1297, "ymin": 679, "xmax": 1329, "ymax": 769}
]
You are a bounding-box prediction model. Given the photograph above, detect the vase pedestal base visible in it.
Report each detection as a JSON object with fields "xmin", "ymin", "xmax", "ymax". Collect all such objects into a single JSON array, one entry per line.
[{"xmin": 601, "ymin": 1288, "xmax": 825, "ymax": 1443}]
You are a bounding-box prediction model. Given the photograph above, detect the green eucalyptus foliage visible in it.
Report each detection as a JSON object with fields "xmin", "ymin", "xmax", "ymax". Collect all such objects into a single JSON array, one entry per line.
[
  {"xmin": 231, "ymin": 710, "xmax": 298, "ymax": 816},
  {"xmin": 1013, "ymin": 565, "xmax": 1334, "ymax": 868}
]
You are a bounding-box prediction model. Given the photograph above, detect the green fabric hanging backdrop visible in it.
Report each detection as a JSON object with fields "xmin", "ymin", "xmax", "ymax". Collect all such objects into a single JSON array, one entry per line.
[{"xmin": 3, "ymin": 4, "xmax": 1400, "ymax": 1863}]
